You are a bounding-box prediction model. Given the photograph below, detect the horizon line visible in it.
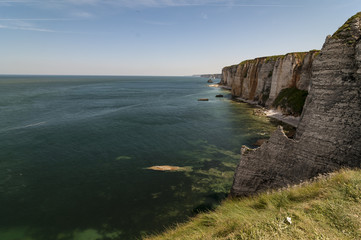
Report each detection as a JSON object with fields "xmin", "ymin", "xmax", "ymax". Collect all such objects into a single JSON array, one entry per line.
[{"xmin": 0, "ymin": 73, "xmax": 214, "ymax": 77}]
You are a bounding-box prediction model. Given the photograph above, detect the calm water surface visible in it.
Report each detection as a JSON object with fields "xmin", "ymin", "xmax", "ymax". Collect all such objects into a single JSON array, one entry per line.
[{"xmin": 0, "ymin": 75, "xmax": 277, "ymax": 239}]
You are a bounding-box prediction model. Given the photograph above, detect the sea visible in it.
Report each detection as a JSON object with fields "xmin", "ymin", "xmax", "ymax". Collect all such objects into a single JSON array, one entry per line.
[{"xmin": 0, "ymin": 75, "xmax": 278, "ymax": 240}]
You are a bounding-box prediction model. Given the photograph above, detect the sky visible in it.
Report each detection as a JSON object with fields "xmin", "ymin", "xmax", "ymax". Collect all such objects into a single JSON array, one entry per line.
[{"xmin": 0, "ymin": 0, "xmax": 360, "ymax": 76}]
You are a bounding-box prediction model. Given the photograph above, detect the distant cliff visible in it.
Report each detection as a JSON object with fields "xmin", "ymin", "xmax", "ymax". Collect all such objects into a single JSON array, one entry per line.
[
  {"xmin": 221, "ymin": 51, "xmax": 319, "ymax": 115},
  {"xmin": 199, "ymin": 74, "xmax": 222, "ymax": 79},
  {"xmin": 231, "ymin": 12, "xmax": 361, "ymax": 197}
]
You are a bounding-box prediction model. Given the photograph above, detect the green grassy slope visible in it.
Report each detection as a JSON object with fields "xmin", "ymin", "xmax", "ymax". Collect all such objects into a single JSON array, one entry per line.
[
  {"xmin": 273, "ymin": 87, "xmax": 309, "ymax": 116},
  {"xmin": 146, "ymin": 169, "xmax": 361, "ymax": 240}
]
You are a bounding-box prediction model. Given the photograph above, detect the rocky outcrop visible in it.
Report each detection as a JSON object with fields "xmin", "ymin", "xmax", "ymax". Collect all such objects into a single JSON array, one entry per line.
[
  {"xmin": 221, "ymin": 51, "xmax": 319, "ymax": 115},
  {"xmin": 230, "ymin": 12, "xmax": 361, "ymax": 197}
]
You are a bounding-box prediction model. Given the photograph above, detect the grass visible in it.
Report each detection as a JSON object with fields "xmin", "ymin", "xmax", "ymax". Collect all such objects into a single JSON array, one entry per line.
[
  {"xmin": 290, "ymin": 52, "xmax": 308, "ymax": 63},
  {"xmin": 222, "ymin": 50, "xmax": 321, "ymax": 72},
  {"xmin": 273, "ymin": 87, "xmax": 308, "ymax": 116},
  {"xmin": 332, "ymin": 12, "xmax": 361, "ymax": 42},
  {"xmin": 145, "ymin": 169, "xmax": 361, "ymax": 240},
  {"xmin": 265, "ymin": 55, "xmax": 285, "ymax": 63},
  {"xmin": 239, "ymin": 59, "xmax": 256, "ymax": 66}
]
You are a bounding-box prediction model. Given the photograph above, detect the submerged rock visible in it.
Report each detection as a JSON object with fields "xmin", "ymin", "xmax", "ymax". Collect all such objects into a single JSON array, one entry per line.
[
  {"xmin": 147, "ymin": 165, "xmax": 184, "ymax": 171},
  {"xmin": 252, "ymin": 108, "xmax": 266, "ymax": 116},
  {"xmin": 215, "ymin": 94, "xmax": 224, "ymax": 98},
  {"xmin": 253, "ymin": 139, "xmax": 267, "ymax": 146},
  {"xmin": 207, "ymin": 79, "xmax": 213, "ymax": 83}
]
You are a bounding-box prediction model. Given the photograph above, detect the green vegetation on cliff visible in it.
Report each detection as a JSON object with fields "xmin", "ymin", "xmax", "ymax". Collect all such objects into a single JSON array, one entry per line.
[
  {"xmin": 264, "ymin": 54, "xmax": 285, "ymax": 63},
  {"xmin": 223, "ymin": 50, "xmax": 320, "ymax": 72},
  {"xmin": 273, "ymin": 87, "xmax": 308, "ymax": 116},
  {"xmin": 332, "ymin": 12, "xmax": 361, "ymax": 43},
  {"xmin": 145, "ymin": 169, "xmax": 361, "ymax": 240}
]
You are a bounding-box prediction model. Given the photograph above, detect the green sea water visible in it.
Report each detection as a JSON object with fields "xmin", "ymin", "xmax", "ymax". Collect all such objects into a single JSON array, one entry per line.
[{"xmin": 0, "ymin": 75, "xmax": 278, "ymax": 240}]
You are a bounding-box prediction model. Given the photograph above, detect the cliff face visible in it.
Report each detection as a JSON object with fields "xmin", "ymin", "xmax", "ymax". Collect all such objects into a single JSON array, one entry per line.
[
  {"xmin": 221, "ymin": 51, "xmax": 319, "ymax": 115},
  {"xmin": 231, "ymin": 12, "xmax": 361, "ymax": 197}
]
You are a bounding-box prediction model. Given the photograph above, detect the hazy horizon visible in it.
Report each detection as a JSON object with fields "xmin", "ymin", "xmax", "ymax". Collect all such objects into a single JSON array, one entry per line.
[
  {"xmin": 0, "ymin": 73, "xmax": 214, "ymax": 77},
  {"xmin": 1, "ymin": 0, "xmax": 360, "ymax": 76}
]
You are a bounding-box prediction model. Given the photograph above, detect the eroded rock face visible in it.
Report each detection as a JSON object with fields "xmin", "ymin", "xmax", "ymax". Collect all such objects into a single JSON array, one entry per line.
[
  {"xmin": 230, "ymin": 12, "xmax": 361, "ymax": 197},
  {"xmin": 221, "ymin": 51, "xmax": 319, "ymax": 107}
]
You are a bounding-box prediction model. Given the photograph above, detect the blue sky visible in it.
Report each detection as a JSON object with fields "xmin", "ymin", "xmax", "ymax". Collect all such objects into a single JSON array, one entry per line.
[{"xmin": 0, "ymin": 0, "xmax": 360, "ymax": 76}]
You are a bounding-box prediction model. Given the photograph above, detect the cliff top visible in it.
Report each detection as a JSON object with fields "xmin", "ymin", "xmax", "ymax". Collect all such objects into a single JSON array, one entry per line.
[
  {"xmin": 146, "ymin": 169, "xmax": 361, "ymax": 240},
  {"xmin": 223, "ymin": 50, "xmax": 320, "ymax": 69},
  {"xmin": 332, "ymin": 12, "xmax": 361, "ymax": 43}
]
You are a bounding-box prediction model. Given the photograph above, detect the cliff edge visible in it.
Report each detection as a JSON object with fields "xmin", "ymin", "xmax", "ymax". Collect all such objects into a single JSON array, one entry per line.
[{"xmin": 231, "ymin": 12, "xmax": 361, "ymax": 197}]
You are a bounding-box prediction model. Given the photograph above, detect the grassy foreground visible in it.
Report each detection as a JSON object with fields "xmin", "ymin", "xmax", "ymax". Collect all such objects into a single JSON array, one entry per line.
[{"xmin": 145, "ymin": 169, "xmax": 361, "ymax": 240}]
